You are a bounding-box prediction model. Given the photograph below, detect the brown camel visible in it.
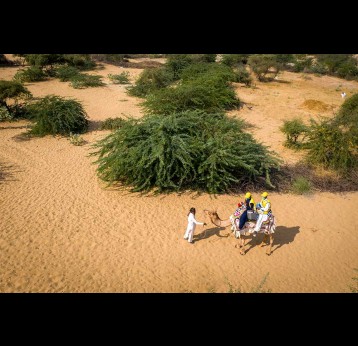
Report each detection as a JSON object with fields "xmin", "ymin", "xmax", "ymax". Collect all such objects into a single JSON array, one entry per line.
[{"xmin": 204, "ymin": 209, "xmax": 276, "ymax": 256}]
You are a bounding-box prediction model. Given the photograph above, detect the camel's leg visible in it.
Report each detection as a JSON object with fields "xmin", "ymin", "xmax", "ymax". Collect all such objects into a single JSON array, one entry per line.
[
  {"xmin": 240, "ymin": 236, "xmax": 246, "ymax": 255},
  {"xmin": 259, "ymin": 233, "xmax": 268, "ymax": 247},
  {"xmin": 266, "ymin": 234, "xmax": 274, "ymax": 255}
]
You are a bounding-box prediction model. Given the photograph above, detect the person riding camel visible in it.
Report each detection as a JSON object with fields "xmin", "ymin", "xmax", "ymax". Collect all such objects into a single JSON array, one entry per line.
[
  {"xmin": 253, "ymin": 192, "xmax": 272, "ymax": 237},
  {"xmin": 237, "ymin": 192, "xmax": 255, "ymax": 231}
]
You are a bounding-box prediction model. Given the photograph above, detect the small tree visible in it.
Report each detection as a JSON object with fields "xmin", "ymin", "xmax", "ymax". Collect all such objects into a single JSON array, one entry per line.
[
  {"xmin": 0, "ymin": 80, "xmax": 32, "ymax": 115},
  {"xmin": 280, "ymin": 118, "xmax": 308, "ymax": 148},
  {"xmin": 13, "ymin": 66, "xmax": 47, "ymax": 82},
  {"xmin": 248, "ymin": 55, "xmax": 281, "ymax": 81}
]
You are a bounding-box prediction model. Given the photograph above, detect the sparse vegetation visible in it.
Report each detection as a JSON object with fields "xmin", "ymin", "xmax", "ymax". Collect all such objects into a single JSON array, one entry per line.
[
  {"xmin": 69, "ymin": 133, "xmax": 86, "ymax": 146},
  {"xmin": 100, "ymin": 117, "xmax": 126, "ymax": 130},
  {"xmin": 55, "ymin": 65, "xmax": 81, "ymax": 81},
  {"xmin": 70, "ymin": 74, "xmax": 104, "ymax": 89},
  {"xmin": 108, "ymin": 72, "xmax": 130, "ymax": 84},
  {"xmin": 92, "ymin": 110, "xmax": 281, "ymax": 193},
  {"xmin": 291, "ymin": 176, "xmax": 311, "ymax": 194},
  {"xmin": 248, "ymin": 55, "xmax": 281, "ymax": 81},
  {"xmin": 27, "ymin": 95, "xmax": 88, "ymax": 136}
]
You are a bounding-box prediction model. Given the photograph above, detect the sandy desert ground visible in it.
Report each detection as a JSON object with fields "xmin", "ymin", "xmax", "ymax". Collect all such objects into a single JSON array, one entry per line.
[{"xmin": 1, "ymin": 56, "xmax": 357, "ymax": 292}]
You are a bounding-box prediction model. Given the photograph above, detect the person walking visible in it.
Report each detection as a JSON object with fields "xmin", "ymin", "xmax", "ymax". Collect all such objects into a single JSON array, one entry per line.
[{"xmin": 184, "ymin": 207, "xmax": 206, "ymax": 244}]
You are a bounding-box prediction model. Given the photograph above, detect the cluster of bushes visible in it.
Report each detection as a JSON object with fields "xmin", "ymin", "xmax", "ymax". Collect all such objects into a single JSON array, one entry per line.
[
  {"xmin": 280, "ymin": 93, "xmax": 358, "ymax": 174},
  {"xmin": 9, "ymin": 54, "xmax": 104, "ymax": 89},
  {"xmin": 108, "ymin": 72, "xmax": 130, "ymax": 84}
]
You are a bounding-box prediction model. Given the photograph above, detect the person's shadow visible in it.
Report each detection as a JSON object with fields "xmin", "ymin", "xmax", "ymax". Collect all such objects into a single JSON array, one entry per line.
[{"xmin": 194, "ymin": 226, "xmax": 230, "ymax": 242}]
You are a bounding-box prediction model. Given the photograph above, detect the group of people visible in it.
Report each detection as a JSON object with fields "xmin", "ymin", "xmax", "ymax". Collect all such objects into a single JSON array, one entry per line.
[{"xmin": 183, "ymin": 192, "xmax": 272, "ymax": 244}]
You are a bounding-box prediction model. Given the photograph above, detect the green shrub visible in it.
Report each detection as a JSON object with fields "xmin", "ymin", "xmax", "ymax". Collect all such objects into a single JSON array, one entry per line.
[
  {"xmin": 23, "ymin": 54, "xmax": 65, "ymax": 67},
  {"xmin": 0, "ymin": 80, "xmax": 32, "ymax": 118},
  {"xmin": 27, "ymin": 95, "xmax": 88, "ymax": 136},
  {"xmin": 64, "ymin": 54, "xmax": 96, "ymax": 70},
  {"xmin": 180, "ymin": 62, "xmax": 236, "ymax": 83},
  {"xmin": 13, "ymin": 66, "xmax": 47, "ymax": 82},
  {"xmin": 91, "ymin": 110, "xmax": 281, "ymax": 193},
  {"xmin": 248, "ymin": 55, "xmax": 281, "ymax": 81},
  {"xmin": 309, "ymin": 62, "xmax": 328, "ymax": 75},
  {"xmin": 336, "ymin": 62, "xmax": 358, "ymax": 79},
  {"xmin": 221, "ymin": 54, "xmax": 250, "ymax": 66},
  {"xmin": 0, "ymin": 106, "xmax": 11, "ymax": 120},
  {"xmin": 108, "ymin": 72, "xmax": 130, "ymax": 84},
  {"xmin": 190, "ymin": 54, "xmax": 217, "ymax": 63},
  {"xmin": 142, "ymin": 77, "xmax": 240, "ymax": 115},
  {"xmin": 280, "ymin": 118, "xmax": 308, "ymax": 148},
  {"xmin": 165, "ymin": 54, "xmax": 194, "ymax": 80},
  {"xmin": 100, "ymin": 117, "xmax": 126, "ymax": 130},
  {"xmin": 305, "ymin": 118, "xmax": 357, "ymax": 173},
  {"xmin": 291, "ymin": 176, "xmax": 311, "ymax": 194},
  {"xmin": 127, "ymin": 67, "xmax": 173, "ymax": 97},
  {"xmin": 335, "ymin": 93, "xmax": 358, "ymax": 129},
  {"xmin": 70, "ymin": 74, "xmax": 104, "ymax": 89},
  {"xmin": 233, "ymin": 65, "xmax": 252, "ymax": 86},
  {"xmin": 55, "ymin": 65, "xmax": 80, "ymax": 81}
]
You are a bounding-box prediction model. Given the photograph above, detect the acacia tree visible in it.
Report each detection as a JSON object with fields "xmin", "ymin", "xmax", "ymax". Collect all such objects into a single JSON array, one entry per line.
[
  {"xmin": 0, "ymin": 80, "xmax": 32, "ymax": 114},
  {"xmin": 248, "ymin": 55, "xmax": 281, "ymax": 81}
]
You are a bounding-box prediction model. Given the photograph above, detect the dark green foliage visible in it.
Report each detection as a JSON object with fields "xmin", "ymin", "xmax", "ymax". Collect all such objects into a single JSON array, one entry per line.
[
  {"xmin": 0, "ymin": 80, "xmax": 32, "ymax": 117},
  {"xmin": 64, "ymin": 54, "xmax": 96, "ymax": 70},
  {"xmin": 305, "ymin": 118, "xmax": 357, "ymax": 173},
  {"xmin": 142, "ymin": 77, "xmax": 240, "ymax": 115},
  {"xmin": 280, "ymin": 118, "xmax": 308, "ymax": 148},
  {"xmin": 91, "ymin": 54, "xmax": 129, "ymax": 64},
  {"xmin": 0, "ymin": 54, "xmax": 13, "ymax": 66},
  {"xmin": 221, "ymin": 54, "xmax": 250, "ymax": 66},
  {"xmin": 309, "ymin": 62, "xmax": 328, "ymax": 75},
  {"xmin": 316, "ymin": 54, "xmax": 353, "ymax": 74},
  {"xmin": 248, "ymin": 55, "xmax": 281, "ymax": 81},
  {"xmin": 165, "ymin": 54, "xmax": 194, "ymax": 80},
  {"xmin": 13, "ymin": 66, "xmax": 47, "ymax": 82},
  {"xmin": 127, "ymin": 67, "xmax": 174, "ymax": 97},
  {"xmin": 91, "ymin": 110, "xmax": 281, "ymax": 193},
  {"xmin": 233, "ymin": 65, "xmax": 252, "ymax": 86},
  {"xmin": 336, "ymin": 61, "xmax": 358, "ymax": 79},
  {"xmin": 27, "ymin": 95, "xmax": 88, "ymax": 136},
  {"xmin": 108, "ymin": 72, "xmax": 130, "ymax": 84},
  {"xmin": 274, "ymin": 54, "xmax": 295, "ymax": 64},
  {"xmin": 55, "ymin": 65, "xmax": 81, "ymax": 81},
  {"xmin": 180, "ymin": 63, "xmax": 236, "ymax": 83},
  {"xmin": 100, "ymin": 117, "xmax": 126, "ymax": 130},
  {"xmin": 292, "ymin": 56, "xmax": 313, "ymax": 72},
  {"xmin": 190, "ymin": 54, "xmax": 217, "ymax": 63},
  {"xmin": 23, "ymin": 54, "xmax": 65, "ymax": 67},
  {"xmin": 70, "ymin": 74, "xmax": 104, "ymax": 89}
]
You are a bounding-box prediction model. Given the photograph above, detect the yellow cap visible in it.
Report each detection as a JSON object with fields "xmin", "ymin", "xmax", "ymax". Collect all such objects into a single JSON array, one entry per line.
[
  {"xmin": 245, "ymin": 192, "xmax": 251, "ymax": 199},
  {"xmin": 261, "ymin": 192, "xmax": 268, "ymax": 198}
]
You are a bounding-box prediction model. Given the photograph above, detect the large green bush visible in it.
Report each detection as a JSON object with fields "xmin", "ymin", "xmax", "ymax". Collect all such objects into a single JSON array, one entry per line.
[
  {"xmin": 13, "ymin": 66, "xmax": 47, "ymax": 82},
  {"xmin": 165, "ymin": 54, "xmax": 194, "ymax": 80},
  {"xmin": 336, "ymin": 93, "xmax": 358, "ymax": 129},
  {"xmin": 23, "ymin": 54, "xmax": 65, "ymax": 68},
  {"xmin": 142, "ymin": 77, "xmax": 240, "ymax": 115},
  {"xmin": 63, "ymin": 54, "xmax": 96, "ymax": 70},
  {"xmin": 305, "ymin": 118, "xmax": 357, "ymax": 173},
  {"xmin": 221, "ymin": 54, "xmax": 250, "ymax": 66},
  {"xmin": 27, "ymin": 95, "xmax": 88, "ymax": 136},
  {"xmin": 92, "ymin": 110, "xmax": 281, "ymax": 193},
  {"xmin": 55, "ymin": 65, "xmax": 81, "ymax": 81},
  {"xmin": 127, "ymin": 67, "xmax": 173, "ymax": 97}
]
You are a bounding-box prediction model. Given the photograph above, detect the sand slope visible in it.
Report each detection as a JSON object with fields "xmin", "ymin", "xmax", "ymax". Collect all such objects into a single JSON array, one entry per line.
[{"xmin": 1, "ymin": 59, "xmax": 358, "ymax": 292}]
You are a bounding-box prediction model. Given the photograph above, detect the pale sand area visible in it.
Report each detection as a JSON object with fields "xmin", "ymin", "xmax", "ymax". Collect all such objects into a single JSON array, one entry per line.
[{"xmin": 1, "ymin": 58, "xmax": 358, "ymax": 292}]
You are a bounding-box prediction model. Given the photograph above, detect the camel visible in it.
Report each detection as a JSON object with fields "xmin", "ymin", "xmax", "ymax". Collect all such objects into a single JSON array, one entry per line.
[{"xmin": 204, "ymin": 209, "xmax": 276, "ymax": 256}]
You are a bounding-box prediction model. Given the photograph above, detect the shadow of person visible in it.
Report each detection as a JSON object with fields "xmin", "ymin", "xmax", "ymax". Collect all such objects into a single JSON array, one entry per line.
[
  {"xmin": 194, "ymin": 226, "xmax": 229, "ymax": 242},
  {"xmin": 270, "ymin": 226, "xmax": 300, "ymax": 254}
]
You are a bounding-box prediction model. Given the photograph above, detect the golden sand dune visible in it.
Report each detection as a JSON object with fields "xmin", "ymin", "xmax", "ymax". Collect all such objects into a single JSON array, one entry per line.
[{"xmin": 1, "ymin": 58, "xmax": 358, "ymax": 292}]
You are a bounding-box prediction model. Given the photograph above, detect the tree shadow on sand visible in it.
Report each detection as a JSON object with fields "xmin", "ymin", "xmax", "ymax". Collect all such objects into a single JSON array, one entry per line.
[
  {"xmin": 0, "ymin": 162, "xmax": 20, "ymax": 184},
  {"xmin": 194, "ymin": 226, "xmax": 230, "ymax": 243}
]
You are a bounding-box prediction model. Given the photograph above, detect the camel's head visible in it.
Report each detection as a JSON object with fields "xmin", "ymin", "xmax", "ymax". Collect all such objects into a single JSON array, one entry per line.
[{"xmin": 204, "ymin": 209, "xmax": 219, "ymax": 220}]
